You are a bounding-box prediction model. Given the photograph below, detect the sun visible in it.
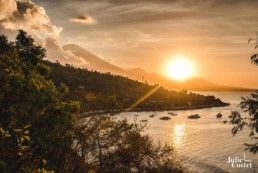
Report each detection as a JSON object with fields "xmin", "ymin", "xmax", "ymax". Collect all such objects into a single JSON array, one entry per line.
[{"xmin": 166, "ymin": 58, "xmax": 194, "ymax": 81}]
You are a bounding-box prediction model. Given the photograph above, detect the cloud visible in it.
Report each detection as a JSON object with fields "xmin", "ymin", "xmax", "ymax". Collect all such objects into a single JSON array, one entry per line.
[
  {"xmin": 0, "ymin": 0, "xmax": 90, "ymax": 68},
  {"xmin": 70, "ymin": 15, "xmax": 95, "ymax": 24},
  {"xmin": 0, "ymin": 0, "xmax": 17, "ymax": 20},
  {"xmin": 0, "ymin": 0, "xmax": 62, "ymax": 38},
  {"xmin": 44, "ymin": 37, "xmax": 89, "ymax": 67},
  {"xmin": 24, "ymin": 0, "xmax": 258, "ymax": 87}
]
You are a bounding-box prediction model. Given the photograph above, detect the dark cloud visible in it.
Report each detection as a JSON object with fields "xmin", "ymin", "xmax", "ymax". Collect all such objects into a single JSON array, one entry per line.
[
  {"xmin": 70, "ymin": 15, "xmax": 95, "ymax": 24},
  {"xmin": 16, "ymin": 1, "xmax": 35, "ymax": 15},
  {"xmin": 33, "ymin": 0, "xmax": 258, "ymax": 7},
  {"xmin": 31, "ymin": 0, "xmax": 258, "ymax": 46}
]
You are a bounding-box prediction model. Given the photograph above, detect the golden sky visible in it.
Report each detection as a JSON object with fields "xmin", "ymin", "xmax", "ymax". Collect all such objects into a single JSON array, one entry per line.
[{"xmin": 0, "ymin": 0, "xmax": 258, "ymax": 88}]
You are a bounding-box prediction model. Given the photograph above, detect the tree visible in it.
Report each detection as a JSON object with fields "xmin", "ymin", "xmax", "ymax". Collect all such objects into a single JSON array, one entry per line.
[
  {"xmin": 0, "ymin": 30, "xmax": 84, "ymax": 172},
  {"xmin": 0, "ymin": 30, "xmax": 188, "ymax": 173},
  {"xmin": 249, "ymin": 32, "xmax": 258, "ymax": 65},
  {"xmin": 75, "ymin": 116, "xmax": 187, "ymax": 173},
  {"xmin": 229, "ymin": 40, "xmax": 258, "ymax": 153}
]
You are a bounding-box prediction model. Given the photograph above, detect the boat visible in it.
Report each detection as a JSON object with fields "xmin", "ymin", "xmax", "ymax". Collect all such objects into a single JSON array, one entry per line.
[
  {"xmin": 216, "ymin": 113, "xmax": 223, "ymax": 118},
  {"xmin": 168, "ymin": 112, "xmax": 177, "ymax": 116},
  {"xmin": 188, "ymin": 114, "xmax": 201, "ymax": 119},
  {"xmin": 149, "ymin": 114, "xmax": 156, "ymax": 118},
  {"xmin": 160, "ymin": 116, "xmax": 171, "ymax": 120}
]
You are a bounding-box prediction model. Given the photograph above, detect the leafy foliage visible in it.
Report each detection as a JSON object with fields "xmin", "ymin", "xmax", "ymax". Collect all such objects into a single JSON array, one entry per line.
[
  {"xmin": 0, "ymin": 31, "xmax": 188, "ymax": 173},
  {"xmin": 249, "ymin": 33, "xmax": 258, "ymax": 66},
  {"xmin": 0, "ymin": 30, "xmax": 83, "ymax": 172},
  {"xmin": 251, "ymin": 54, "xmax": 258, "ymax": 66},
  {"xmin": 75, "ymin": 116, "xmax": 186, "ymax": 173},
  {"xmin": 229, "ymin": 52, "xmax": 258, "ymax": 153}
]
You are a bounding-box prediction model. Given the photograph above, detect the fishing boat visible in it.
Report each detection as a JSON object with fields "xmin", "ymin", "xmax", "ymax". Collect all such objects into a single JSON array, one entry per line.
[
  {"xmin": 168, "ymin": 112, "xmax": 177, "ymax": 116},
  {"xmin": 188, "ymin": 114, "xmax": 201, "ymax": 119},
  {"xmin": 160, "ymin": 116, "xmax": 171, "ymax": 120},
  {"xmin": 216, "ymin": 113, "xmax": 223, "ymax": 118}
]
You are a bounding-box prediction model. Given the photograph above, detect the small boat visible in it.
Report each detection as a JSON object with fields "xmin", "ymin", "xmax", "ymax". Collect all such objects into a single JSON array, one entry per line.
[
  {"xmin": 216, "ymin": 113, "xmax": 223, "ymax": 118},
  {"xmin": 188, "ymin": 114, "xmax": 201, "ymax": 119},
  {"xmin": 149, "ymin": 114, "xmax": 156, "ymax": 118},
  {"xmin": 160, "ymin": 116, "xmax": 171, "ymax": 120},
  {"xmin": 168, "ymin": 112, "xmax": 177, "ymax": 116},
  {"xmin": 140, "ymin": 119, "xmax": 148, "ymax": 122}
]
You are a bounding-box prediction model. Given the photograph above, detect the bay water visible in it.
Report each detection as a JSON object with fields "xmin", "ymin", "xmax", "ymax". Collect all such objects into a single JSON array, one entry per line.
[{"xmin": 114, "ymin": 92, "xmax": 257, "ymax": 173}]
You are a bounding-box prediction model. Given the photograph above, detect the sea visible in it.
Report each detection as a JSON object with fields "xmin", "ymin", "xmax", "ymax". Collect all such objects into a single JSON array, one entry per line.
[{"xmin": 112, "ymin": 92, "xmax": 258, "ymax": 173}]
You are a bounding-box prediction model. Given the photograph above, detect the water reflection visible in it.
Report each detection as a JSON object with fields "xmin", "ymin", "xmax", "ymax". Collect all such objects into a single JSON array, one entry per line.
[{"xmin": 173, "ymin": 123, "xmax": 185, "ymax": 147}]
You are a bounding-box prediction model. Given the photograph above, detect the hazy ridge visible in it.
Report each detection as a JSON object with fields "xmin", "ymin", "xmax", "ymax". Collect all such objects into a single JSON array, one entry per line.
[{"xmin": 63, "ymin": 44, "xmax": 253, "ymax": 92}]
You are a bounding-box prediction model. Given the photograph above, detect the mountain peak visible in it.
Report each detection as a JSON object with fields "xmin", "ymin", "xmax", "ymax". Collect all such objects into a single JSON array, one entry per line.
[
  {"xmin": 63, "ymin": 44, "xmax": 86, "ymax": 50},
  {"xmin": 63, "ymin": 44, "xmax": 96, "ymax": 57},
  {"xmin": 62, "ymin": 44, "xmax": 251, "ymax": 91},
  {"xmin": 62, "ymin": 43, "xmax": 138, "ymax": 78}
]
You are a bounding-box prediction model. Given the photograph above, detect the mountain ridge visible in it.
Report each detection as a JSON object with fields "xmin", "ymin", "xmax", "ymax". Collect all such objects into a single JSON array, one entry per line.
[{"xmin": 62, "ymin": 44, "xmax": 253, "ymax": 91}]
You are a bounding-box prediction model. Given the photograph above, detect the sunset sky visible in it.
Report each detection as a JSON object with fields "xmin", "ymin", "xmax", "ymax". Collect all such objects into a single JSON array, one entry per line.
[{"xmin": 0, "ymin": 0, "xmax": 258, "ymax": 88}]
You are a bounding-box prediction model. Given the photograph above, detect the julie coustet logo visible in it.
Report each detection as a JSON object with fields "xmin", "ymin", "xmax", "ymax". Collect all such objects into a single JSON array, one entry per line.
[{"xmin": 226, "ymin": 154, "xmax": 252, "ymax": 168}]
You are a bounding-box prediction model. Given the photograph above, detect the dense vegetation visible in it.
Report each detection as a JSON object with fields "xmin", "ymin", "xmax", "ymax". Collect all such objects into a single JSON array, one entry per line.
[
  {"xmin": 0, "ymin": 30, "xmax": 188, "ymax": 172},
  {"xmin": 229, "ymin": 48, "xmax": 258, "ymax": 153},
  {"xmin": 44, "ymin": 61, "xmax": 228, "ymax": 113}
]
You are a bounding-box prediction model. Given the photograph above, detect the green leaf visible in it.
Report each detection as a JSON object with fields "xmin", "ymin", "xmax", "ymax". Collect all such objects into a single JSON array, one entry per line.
[
  {"xmin": 24, "ymin": 135, "xmax": 30, "ymax": 141},
  {"xmin": 42, "ymin": 159, "xmax": 47, "ymax": 164},
  {"xmin": 0, "ymin": 128, "xmax": 4, "ymax": 135},
  {"xmin": 14, "ymin": 129, "xmax": 22, "ymax": 132},
  {"xmin": 24, "ymin": 130, "xmax": 30, "ymax": 135},
  {"xmin": 24, "ymin": 125, "xmax": 31, "ymax": 129},
  {"xmin": 20, "ymin": 137, "xmax": 25, "ymax": 143},
  {"xmin": 4, "ymin": 134, "xmax": 11, "ymax": 138}
]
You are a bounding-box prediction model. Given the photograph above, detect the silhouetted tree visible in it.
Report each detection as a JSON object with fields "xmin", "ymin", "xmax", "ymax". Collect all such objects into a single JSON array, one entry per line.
[
  {"xmin": 0, "ymin": 30, "xmax": 84, "ymax": 172},
  {"xmin": 251, "ymin": 54, "xmax": 258, "ymax": 65},
  {"xmin": 229, "ymin": 41, "xmax": 258, "ymax": 153},
  {"xmin": 249, "ymin": 32, "xmax": 258, "ymax": 65},
  {"xmin": 0, "ymin": 31, "xmax": 188, "ymax": 173},
  {"xmin": 76, "ymin": 116, "xmax": 187, "ymax": 173}
]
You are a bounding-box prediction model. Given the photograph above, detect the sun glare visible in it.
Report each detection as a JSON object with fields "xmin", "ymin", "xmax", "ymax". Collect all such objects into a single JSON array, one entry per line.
[{"xmin": 166, "ymin": 58, "xmax": 193, "ymax": 81}]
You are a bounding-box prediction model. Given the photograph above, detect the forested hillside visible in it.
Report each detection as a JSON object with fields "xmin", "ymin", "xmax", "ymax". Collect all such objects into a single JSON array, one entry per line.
[
  {"xmin": 0, "ymin": 30, "xmax": 188, "ymax": 173},
  {"xmin": 44, "ymin": 61, "xmax": 229, "ymax": 112}
]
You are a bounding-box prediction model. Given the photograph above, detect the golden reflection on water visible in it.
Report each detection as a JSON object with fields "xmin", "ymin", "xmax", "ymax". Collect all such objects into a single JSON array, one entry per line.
[{"xmin": 173, "ymin": 123, "xmax": 185, "ymax": 147}]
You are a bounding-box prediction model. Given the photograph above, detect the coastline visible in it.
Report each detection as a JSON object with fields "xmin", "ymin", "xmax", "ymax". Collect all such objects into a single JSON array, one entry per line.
[{"xmin": 81, "ymin": 102, "xmax": 230, "ymax": 117}]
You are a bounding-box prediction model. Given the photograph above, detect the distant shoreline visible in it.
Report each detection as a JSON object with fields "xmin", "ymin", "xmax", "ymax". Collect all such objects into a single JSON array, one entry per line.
[
  {"xmin": 82, "ymin": 102, "xmax": 230, "ymax": 117},
  {"xmin": 189, "ymin": 89, "xmax": 256, "ymax": 92}
]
